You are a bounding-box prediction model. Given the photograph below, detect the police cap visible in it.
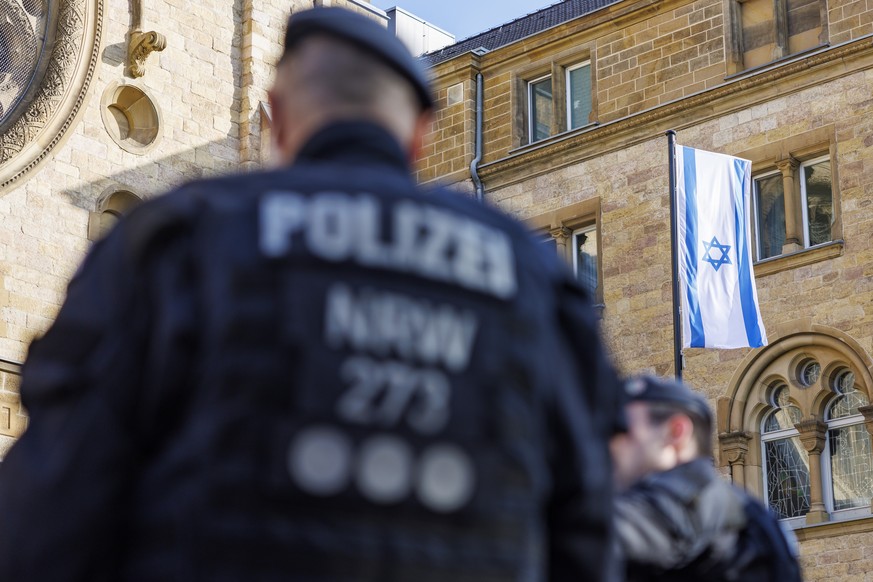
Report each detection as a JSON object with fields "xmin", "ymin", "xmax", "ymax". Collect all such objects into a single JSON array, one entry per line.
[
  {"xmin": 283, "ymin": 7, "xmax": 434, "ymax": 111},
  {"xmin": 623, "ymin": 375, "xmax": 712, "ymax": 424}
]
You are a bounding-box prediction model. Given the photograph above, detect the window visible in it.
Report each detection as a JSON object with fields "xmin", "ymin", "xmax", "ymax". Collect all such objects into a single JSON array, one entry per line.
[
  {"xmin": 572, "ymin": 225, "xmax": 598, "ymax": 299},
  {"xmin": 523, "ymin": 59, "xmax": 593, "ymax": 144},
  {"xmin": 718, "ymin": 331, "xmax": 873, "ymax": 528},
  {"xmin": 527, "ymin": 198, "xmax": 603, "ymax": 312},
  {"xmin": 761, "ymin": 385, "xmax": 810, "ymax": 521},
  {"xmin": 752, "ymin": 156, "xmax": 833, "ymax": 260},
  {"xmin": 0, "ymin": 0, "xmax": 51, "ymax": 128},
  {"xmin": 528, "ymin": 75, "xmax": 553, "ymax": 143},
  {"xmin": 729, "ymin": 0, "xmax": 825, "ymax": 72},
  {"xmin": 566, "ymin": 61, "xmax": 592, "ymax": 132},
  {"xmin": 759, "ymin": 362, "xmax": 873, "ymax": 524},
  {"xmin": 824, "ymin": 371, "xmax": 873, "ymax": 516},
  {"xmin": 88, "ymin": 189, "xmax": 142, "ymax": 241}
]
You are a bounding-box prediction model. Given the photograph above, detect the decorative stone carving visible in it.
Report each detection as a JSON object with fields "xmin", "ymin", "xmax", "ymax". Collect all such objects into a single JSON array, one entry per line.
[
  {"xmin": 0, "ymin": 0, "xmax": 104, "ymax": 192},
  {"xmin": 719, "ymin": 431, "xmax": 751, "ymax": 487},
  {"xmin": 127, "ymin": 30, "xmax": 166, "ymax": 78}
]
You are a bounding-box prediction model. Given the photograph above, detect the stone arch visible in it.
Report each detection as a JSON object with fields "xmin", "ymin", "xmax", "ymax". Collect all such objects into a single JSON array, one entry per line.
[
  {"xmin": 0, "ymin": 0, "xmax": 104, "ymax": 192},
  {"xmin": 87, "ymin": 187, "xmax": 142, "ymax": 240},
  {"xmin": 720, "ymin": 323, "xmax": 873, "ymax": 435}
]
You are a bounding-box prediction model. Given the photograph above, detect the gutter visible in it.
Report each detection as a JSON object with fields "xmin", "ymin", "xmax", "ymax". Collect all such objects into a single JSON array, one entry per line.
[{"xmin": 470, "ymin": 72, "xmax": 485, "ymax": 202}]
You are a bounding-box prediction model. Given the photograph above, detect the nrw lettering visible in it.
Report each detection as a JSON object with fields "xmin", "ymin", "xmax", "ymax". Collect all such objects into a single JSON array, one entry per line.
[{"xmin": 324, "ymin": 284, "xmax": 479, "ymax": 374}]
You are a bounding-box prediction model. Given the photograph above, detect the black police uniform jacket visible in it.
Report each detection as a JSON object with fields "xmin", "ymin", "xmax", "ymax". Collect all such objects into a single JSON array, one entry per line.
[
  {"xmin": 0, "ymin": 122, "xmax": 624, "ymax": 582},
  {"xmin": 614, "ymin": 457, "xmax": 803, "ymax": 582}
]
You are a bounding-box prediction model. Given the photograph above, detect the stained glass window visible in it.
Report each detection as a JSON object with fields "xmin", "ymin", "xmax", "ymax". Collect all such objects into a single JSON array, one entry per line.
[
  {"xmin": 763, "ymin": 385, "xmax": 809, "ymax": 519},
  {"xmin": 826, "ymin": 375, "xmax": 873, "ymax": 511},
  {"xmin": 828, "ymin": 423, "xmax": 873, "ymax": 511},
  {"xmin": 0, "ymin": 0, "xmax": 50, "ymax": 126},
  {"xmin": 765, "ymin": 437, "xmax": 811, "ymax": 519},
  {"xmin": 764, "ymin": 386, "xmax": 801, "ymax": 432}
]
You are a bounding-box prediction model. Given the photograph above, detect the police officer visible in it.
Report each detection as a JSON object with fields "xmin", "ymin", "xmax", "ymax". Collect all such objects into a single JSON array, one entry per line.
[
  {"xmin": 611, "ymin": 375, "xmax": 802, "ymax": 581},
  {"xmin": 0, "ymin": 7, "xmax": 623, "ymax": 581}
]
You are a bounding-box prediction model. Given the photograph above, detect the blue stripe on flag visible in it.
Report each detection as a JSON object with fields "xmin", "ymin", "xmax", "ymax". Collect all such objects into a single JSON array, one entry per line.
[
  {"xmin": 682, "ymin": 147, "xmax": 705, "ymax": 347},
  {"xmin": 731, "ymin": 158, "xmax": 764, "ymax": 347}
]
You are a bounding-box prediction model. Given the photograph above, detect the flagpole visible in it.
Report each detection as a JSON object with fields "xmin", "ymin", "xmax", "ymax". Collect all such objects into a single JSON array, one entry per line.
[{"xmin": 667, "ymin": 130, "xmax": 683, "ymax": 379}]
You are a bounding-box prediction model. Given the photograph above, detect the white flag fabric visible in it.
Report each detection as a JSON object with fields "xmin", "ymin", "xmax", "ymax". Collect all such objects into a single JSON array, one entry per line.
[{"xmin": 675, "ymin": 146, "xmax": 767, "ymax": 349}]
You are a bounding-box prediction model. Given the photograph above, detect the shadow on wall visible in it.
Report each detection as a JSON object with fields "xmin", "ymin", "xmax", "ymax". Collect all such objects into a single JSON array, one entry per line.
[
  {"xmin": 59, "ymin": 135, "xmax": 247, "ymax": 234},
  {"xmin": 56, "ymin": 0, "xmax": 255, "ymax": 228}
]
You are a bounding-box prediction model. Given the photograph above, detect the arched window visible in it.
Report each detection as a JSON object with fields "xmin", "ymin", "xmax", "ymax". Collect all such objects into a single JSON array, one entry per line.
[
  {"xmin": 719, "ymin": 329, "xmax": 873, "ymax": 528},
  {"xmin": 87, "ymin": 189, "xmax": 142, "ymax": 241},
  {"xmin": 761, "ymin": 384, "xmax": 810, "ymax": 521},
  {"xmin": 823, "ymin": 370, "xmax": 873, "ymax": 517}
]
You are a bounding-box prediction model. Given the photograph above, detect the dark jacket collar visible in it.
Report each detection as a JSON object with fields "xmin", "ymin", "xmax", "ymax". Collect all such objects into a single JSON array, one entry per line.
[{"xmin": 295, "ymin": 121, "xmax": 410, "ymax": 171}]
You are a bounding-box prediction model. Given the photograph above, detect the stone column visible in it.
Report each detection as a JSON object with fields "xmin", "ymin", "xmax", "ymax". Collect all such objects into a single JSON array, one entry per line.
[
  {"xmin": 719, "ymin": 431, "xmax": 751, "ymax": 488},
  {"xmin": 796, "ymin": 418, "xmax": 829, "ymax": 524},
  {"xmin": 550, "ymin": 226, "xmax": 572, "ymax": 265},
  {"xmin": 776, "ymin": 158, "xmax": 802, "ymax": 254}
]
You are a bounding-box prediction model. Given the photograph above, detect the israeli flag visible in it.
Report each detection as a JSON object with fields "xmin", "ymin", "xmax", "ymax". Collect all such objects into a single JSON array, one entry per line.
[{"xmin": 676, "ymin": 146, "xmax": 767, "ymax": 349}]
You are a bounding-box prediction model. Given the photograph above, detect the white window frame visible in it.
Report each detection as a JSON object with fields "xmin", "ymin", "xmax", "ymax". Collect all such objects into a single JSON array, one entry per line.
[
  {"xmin": 527, "ymin": 74, "xmax": 552, "ymax": 144},
  {"xmin": 565, "ymin": 60, "xmax": 592, "ymax": 132},
  {"xmin": 798, "ymin": 155, "xmax": 832, "ymax": 249},
  {"xmin": 752, "ymin": 168, "xmax": 783, "ymax": 261},
  {"xmin": 820, "ymin": 396, "xmax": 873, "ymax": 521}
]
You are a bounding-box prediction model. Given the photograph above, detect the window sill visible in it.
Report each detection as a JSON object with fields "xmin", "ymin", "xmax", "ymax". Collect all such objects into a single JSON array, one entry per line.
[
  {"xmin": 753, "ymin": 240, "xmax": 844, "ymax": 278},
  {"xmin": 794, "ymin": 513, "xmax": 873, "ymax": 542},
  {"xmin": 512, "ymin": 121, "xmax": 600, "ymax": 155}
]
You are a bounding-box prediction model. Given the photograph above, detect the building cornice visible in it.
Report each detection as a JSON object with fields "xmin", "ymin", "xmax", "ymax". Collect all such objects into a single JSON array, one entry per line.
[{"xmin": 476, "ymin": 35, "xmax": 873, "ymax": 189}]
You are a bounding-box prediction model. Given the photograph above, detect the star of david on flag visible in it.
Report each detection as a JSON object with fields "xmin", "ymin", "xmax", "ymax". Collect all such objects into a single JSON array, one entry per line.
[
  {"xmin": 675, "ymin": 146, "xmax": 767, "ymax": 349},
  {"xmin": 702, "ymin": 237, "xmax": 731, "ymax": 271}
]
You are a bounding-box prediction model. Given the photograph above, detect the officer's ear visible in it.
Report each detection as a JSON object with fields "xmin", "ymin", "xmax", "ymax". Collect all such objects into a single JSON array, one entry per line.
[
  {"xmin": 267, "ymin": 87, "xmax": 288, "ymax": 167},
  {"xmin": 665, "ymin": 414, "xmax": 696, "ymax": 455},
  {"xmin": 409, "ymin": 109, "xmax": 433, "ymax": 166}
]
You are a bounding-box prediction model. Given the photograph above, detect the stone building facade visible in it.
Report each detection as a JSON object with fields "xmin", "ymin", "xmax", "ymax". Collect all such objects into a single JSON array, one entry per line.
[
  {"xmin": 2, "ymin": 0, "xmax": 873, "ymax": 576},
  {"xmin": 0, "ymin": 0, "xmax": 387, "ymax": 455},
  {"xmin": 421, "ymin": 0, "xmax": 873, "ymax": 578}
]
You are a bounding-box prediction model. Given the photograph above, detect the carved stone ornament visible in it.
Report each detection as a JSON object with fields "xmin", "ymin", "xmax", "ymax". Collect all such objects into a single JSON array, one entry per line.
[
  {"xmin": 719, "ymin": 430, "xmax": 751, "ymax": 465},
  {"xmin": 0, "ymin": 0, "xmax": 104, "ymax": 193},
  {"xmin": 127, "ymin": 30, "xmax": 166, "ymax": 78}
]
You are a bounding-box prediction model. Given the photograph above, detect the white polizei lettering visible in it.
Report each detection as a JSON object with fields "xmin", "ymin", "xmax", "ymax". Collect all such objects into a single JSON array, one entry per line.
[
  {"xmin": 260, "ymin": 191, "xmax": 517, "ymax": 300},
  {"xmin": 355, "ymin": 195, "xmax": 390, "ymax": 268},
  {"xmin": 323, "ymin": 284, "xmax": 479, "ymax": 373},
  {"xmin": 259, "ymin": 192, "xmax": 306, "ymax": 256},
  {"xmin": 307, "ymin": 193, "xmax": 354, "ymax": 261},
  {"xmin": 417, "ymin": 206, "xmax": 453, "ymax": 282},
  {"xmin": 483, "ymin": 231, "xmax": 517, "ymax": 299},
  {"xmin": 391, "ymin": 201, "xmax": 423, "ymax": 268}
]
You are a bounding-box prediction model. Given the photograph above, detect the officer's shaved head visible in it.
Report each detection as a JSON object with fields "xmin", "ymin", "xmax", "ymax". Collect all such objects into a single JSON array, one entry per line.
[{"xmin": 269, "ymin": 33, "xmax": 430, "ymax": 167}]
